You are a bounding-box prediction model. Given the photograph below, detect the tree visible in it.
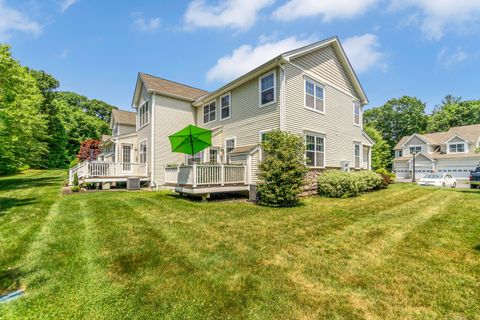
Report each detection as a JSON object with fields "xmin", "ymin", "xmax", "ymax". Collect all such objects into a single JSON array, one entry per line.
[
  {"xmin": 364, "ymin": 126, "xmax": 390, "ymax": 170},
  {"xmin": 0, "ymin": 45, "xmax": 47, "ymax": 173},
  {"xmin": 427, "ymin": 96, "xmax": 480, "ymax": 132},
  {"xmin": 364, "ymin": 96, "xmax": 428, "ymax": 151},
  {"xmin": 257, "ymin": 130, "xmax": 308, "ymax": 207},
  {"xmin": 77, "ymin": 139, "xmax": 101, "ymax": 162}
]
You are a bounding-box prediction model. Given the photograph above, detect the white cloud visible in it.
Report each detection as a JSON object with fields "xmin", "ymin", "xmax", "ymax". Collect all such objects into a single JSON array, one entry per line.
[
  {"xmin": 59, "ymin": 0, "xmax": 77, "ymax": 12},
  {"xmin": 184, "ymin": 0, "xmax": 274, "ymax": 31},
  {"xmin": 133, "ymin": 17, "xmax": 161, "ymax": 32},
  {"xmin": 206, "ymin": 36, "xmax": 314, "ymax": 83},
  {"xmin": 0, "ymin": 0, "xmax": 41, "ymax": 41},
  {"xmin": 342, "ymin": 34, "xmax": 387, "ymax": 73},
  {"xmin": 389, "ymin": 0, "xmax": 480, "ymax": 40},
  {"xmin": 273, "ymin": 0, "xmax": 378, "ymax": 22},
  {"xmin": 437, "ymin": 47, "xmax": 468, "ymax": 68}
]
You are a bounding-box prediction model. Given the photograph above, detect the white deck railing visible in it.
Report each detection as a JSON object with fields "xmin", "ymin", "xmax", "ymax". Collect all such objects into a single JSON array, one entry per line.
[
  {"xmin": 165, "ymin": 164, "xmax": 247, "ymax": 187},
  {"xmin": 69, "ymin": 161, "xmax": 148, "ymax": 185}
]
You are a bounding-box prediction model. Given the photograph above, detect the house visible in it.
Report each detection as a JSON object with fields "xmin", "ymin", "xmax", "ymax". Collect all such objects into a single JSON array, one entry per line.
[
  {"xmin": 393, "ymin": 124, "xmax": 480, "ymax": 180},
  {"xmin": 70, "ymin": 37, "xmax": 374, "ymax": 194}
]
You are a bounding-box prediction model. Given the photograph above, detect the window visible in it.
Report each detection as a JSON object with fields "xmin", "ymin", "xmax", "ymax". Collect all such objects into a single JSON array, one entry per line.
[
  {"xmin": 354, "ymin": 102, "xmax": 361, "ymax": 125},
  {"xmin": 354, "ymin": 144, "xmax": 361, "ymax": 168},
  {"xmin": 409, "ymin": 146, "xmax": 422, "ymax": 154},
  {"xmin": 259, "ymin": 130, "xmax": 272, "ymax": 143},
  {"xmin": 225, "ymin": 138, "xmax": 235, "ymax": 154},
  {"xmin": 305, "ymin": 79, "xmax": 324, "ymax": 112},
  {"xmin": 139, "ymin": 101, "xmax": 149, "ymax": 127},
  {"xmin": 139, "ymin": 141, "xmax": 147, "ymax": 164},
  {"xmin": 398, "ymin": 150, "xmax": 403, "ymax": 157},
  {"xmin": 449, "ymin": 143, "xmax": 465, "ymax": 153},
  {"xmin": 209, "ymin": 148, "xmax": 219, "ymax": 164},
  {"xmin": 203, "ymin": 101, "xmax": 216, "ymax": 124},
  {"xmin": 259, "ymin": 72, "xmax": 275, "ymax": 106},
  {"xmin": 186, "ymin": 151, "xmax": 203, "ymax": 165},
  {"xmin": 305, "ymin": 134, "xmax": 325, "ymax": 167},
  {"xmin": 220, "ymin": 93, "xmax": 231, "ymax": 120}
]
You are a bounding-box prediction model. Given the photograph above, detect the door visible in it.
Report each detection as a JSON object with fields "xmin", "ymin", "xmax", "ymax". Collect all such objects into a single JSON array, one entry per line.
[{"xmin": 122, "ymin": 144, "xmax": 132, "ymax": 172}]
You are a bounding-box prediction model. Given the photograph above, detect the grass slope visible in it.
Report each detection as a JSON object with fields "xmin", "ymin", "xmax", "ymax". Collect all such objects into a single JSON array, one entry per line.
[{"xmin": 1, "ymin": 170, "xmax": 479, "ymax": 319}]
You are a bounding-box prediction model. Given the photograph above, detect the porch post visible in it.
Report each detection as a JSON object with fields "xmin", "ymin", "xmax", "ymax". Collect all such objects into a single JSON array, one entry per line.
[
  {"xmin": 368, "ymin": 147, "xmax": 372, "ymax": 170},
  {"xmin": 221, "ymin": 164, "xmax": 225, "ymax": 186},
  {"xmin": 193, "ymin": 164, "xmax": 197, "ymax": 188}
]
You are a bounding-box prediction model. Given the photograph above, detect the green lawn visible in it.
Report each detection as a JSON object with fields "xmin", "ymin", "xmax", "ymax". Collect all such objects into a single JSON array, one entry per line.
[{"xmin": 1, "ymin": 170, "xmax": 479, "ymax": 319}]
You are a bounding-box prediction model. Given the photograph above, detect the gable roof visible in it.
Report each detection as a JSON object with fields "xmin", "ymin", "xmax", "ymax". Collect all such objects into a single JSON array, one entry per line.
[
  {"xmin": 111, "ymin": 109, "xmax": 136, "ymax": 126},
  {"xmin": 394, "ymin": 124, "xmax": 480, "ymax": 149},
  {"xmin": 134, "ymin": 73, "xmax": 208, "ymax": 104},
  {"xmin": 194, "ymin": 36, "xmax": 368, "ymax": 106}
]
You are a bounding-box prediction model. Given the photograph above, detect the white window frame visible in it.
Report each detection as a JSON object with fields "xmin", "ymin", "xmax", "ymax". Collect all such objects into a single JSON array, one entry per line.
[
  {"xmin": 259, "ymin": 71, "xmax": 276, "ymax": 108},
  {"xmin": 304, "ymin": 77, "xmax": 325, "ymax": 114},
  {"xmin": 448, "ymin": 142, "xmax": 466, "ymax": 153},
  {"xmin": 220, "ymin": 92, "xmax": 231, "ymax": 121},
  {"xmin": 354, "ymin": 142, "xmax": 362, "ymax": 169},
  {"xmin": 259, "ymin": 129, "xmax": 273, "ymax": 143},
  {"xmin": 353, "ymin": 102, "xmax": 361, "ymax": 126},
  {"xmin": 304, "ymin": 132, "xmax": 326, "ymax": 168},
  {"xmin": 409, "ymin": 145, "xmax": 422, "ymax": 154},
  {"xmin": 139, "ymin": 139, "xmax": 147, "ymax": 164},
  {"xmin": 224, "ymin": 137, "xmax": 236, "ymax": 163},
  {"xmin": 208, "ymin": 147, "xmax": 220, "ymax": 164},
  {"xmin": 138, "ymin": 101, "xmax": 149, "ymax": 128},
  {"xmin": 203, "ymin": 101, "xmax": 216, "ymax": 124}
]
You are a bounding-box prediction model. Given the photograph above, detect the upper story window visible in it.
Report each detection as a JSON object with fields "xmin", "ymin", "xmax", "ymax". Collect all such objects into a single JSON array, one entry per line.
[
  {"xmin": 305, "ymin": 79, "xmax": 324, "ymax": 113},
  {"xmin": 305, "ymin": 134, "xmax": 325, "ymax": 167},
  {"xmin": 449, "ymin": 143, "xmax": 465, "ymax": 153},
  {"xmin": 259, "ymin": 72, "xmax": 275, "ymax": 107},
  {"xmin": 139, "ymin": 101, "xmax": 149, "ymax": 127},
  {"xmin": 409, "ymin": 146, "xmax": 422, "ymax": 154},
  {"xmin": 354, "ymin": 102, "xmax": 361, "ymax": 126},
  {"xmin": 220, "ymin": 93, "xmax": 231, "ymax": 120},
  {"xmin": 139, "ymin": 141, "xmax": 147, "ymax": 164},
  {"xmin": 397, "ymin": 150, "xmax": 403, "ymax": 157},
  {"xmin": 203, "ymin": 101, "xmax": 216, "ymax": 124},
  {"xmin": 113, "ymin": 123, "xmax": 119, "ymax": 136}
]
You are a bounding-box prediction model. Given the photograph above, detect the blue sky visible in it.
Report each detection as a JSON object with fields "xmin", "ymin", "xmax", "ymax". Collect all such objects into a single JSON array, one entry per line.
[{"xmin": 2, "ymin": 0, "xmax": 480, "ymax": 111}]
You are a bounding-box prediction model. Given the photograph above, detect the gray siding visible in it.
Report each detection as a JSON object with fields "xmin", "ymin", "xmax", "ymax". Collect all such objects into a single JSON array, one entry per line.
[
  {"xmin": 283, "ymin": 61, "xmax": 366, "ymax": 168},
  {"xmin": 136, "ymin": 84, "xmax": 152, "ymax": 177}
]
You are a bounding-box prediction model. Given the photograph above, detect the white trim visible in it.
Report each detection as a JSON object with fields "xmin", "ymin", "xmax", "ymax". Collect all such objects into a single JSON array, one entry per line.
[
  {"xmin": 447, "ymin": 142, "xmax": 468, "ymax": 154},
  {"xmin": 202, "ymin": 100, "xmax": 217, "ymax": 125},
  {"xmin": 279, "ymin": 65, "xmax": 286, "ymax": 131},
  {"xmin": 259, "ymin": 70, "xmax": 277, "ymax": 108},
  {"xmin": 224, "ymin": 137, "xmax": 236, "ymax": 163},
  {"xmin": 402, "ymin": 134, "xmax": 430, "ymax": 147},
  {"xmin": 304, "ymin": 76, "xmax": 325, "ymax": 114},
  {"xmin": 353, "ymin": 101, "xmax": 361, "ymax": 127},
  {"xmin": 353, "ymin": 142, "xmax": 362, "ymax": 169},
  {"xmin": 138, "ymin": 100, "xmax": 150, "ymax": 129},
  {"xmin": 304, "ymin": 131, "xmax": 326, "ymax": 168},
  {"xmin": 150, "ymin": 93, "xmax": 155, "ymax": 186},
  {"xmin": 258, "ymin": 129, "xmax": 273, "ymax": 142},
  {"xmin": 139, "ymin": 138, "xmax": 148, "ymax": 164},
  {"xmin": 443, "ymin": 134, "xmax": 468, "ymax": 144},
  {"xmin": 219, "ymin": 92, "xmax": 231, "ymax": 121},
  {"xmin": 408, "ymin": 145, "xmax": 423, "ymax": 155}
]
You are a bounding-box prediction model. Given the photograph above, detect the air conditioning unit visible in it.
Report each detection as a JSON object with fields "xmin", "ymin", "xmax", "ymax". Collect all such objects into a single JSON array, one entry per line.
[
  {"xmin": 340, "ymin": 160, "xmax": 350, "ymax": 172},
  {"xmin": 127, "ymin": 177, "xmax": 140, "ymax": 190}
]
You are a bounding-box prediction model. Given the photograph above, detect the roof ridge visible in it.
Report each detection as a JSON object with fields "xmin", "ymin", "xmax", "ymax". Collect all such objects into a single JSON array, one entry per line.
[{"xmin": 140, "ymin": 72, "xmax": 208, "ymax": 93}]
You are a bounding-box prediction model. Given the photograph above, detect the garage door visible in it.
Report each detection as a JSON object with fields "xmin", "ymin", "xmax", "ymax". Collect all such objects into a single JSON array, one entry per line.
[
  {"xmin": 411, "ymin": 167, "xmax": 432, "ymax": 179},
  {"xmin": 394, "ymin": 169, "xmax": 409, "ymax": 179},
  {"xmin": 436, "ymin": 166, "xmax": 473, "ymax": 179}
]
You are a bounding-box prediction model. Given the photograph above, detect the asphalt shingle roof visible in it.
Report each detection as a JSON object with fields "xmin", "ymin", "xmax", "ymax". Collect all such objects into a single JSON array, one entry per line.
[
  {"xmin": 111, "ymin": 109, "xmax": 136, "ymax": 126},
  {"xmin": 140, "ymin": 73, "xmax": 208, "ymax": 102}
]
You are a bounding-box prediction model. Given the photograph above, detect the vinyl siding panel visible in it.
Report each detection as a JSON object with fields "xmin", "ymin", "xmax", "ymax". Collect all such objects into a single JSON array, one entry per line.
[
  {"xmin": 137, "ymin": 85, "xmax": 151, "ymax": 177},
  {"xmin": 284, "ymin": 62, "xmax": 365, "ymax": 168},
  {"xmin": 119, "ymin": 124, "xmax": 136, "ymax": 135},
  {"xmin": 197, "ymin": 68, "xmax": 280, "ymax": 147},
  {"xmin": 153, "ymin": 95, "xmax": 196, "ymax": 184},
  {"xmin": 404, "ymin": 136, "xmax": 427, "ymax": 147},
  {"xmin": 291, "ymin": 46, "xmax": 356, "ymax": 97},
  {"xmin": 449, "ymin": 137, "xmax": 466, "ymax": 143},
  {"xmin": 250, "ymin": 151, "xmax": 260, "ymax": 184}
]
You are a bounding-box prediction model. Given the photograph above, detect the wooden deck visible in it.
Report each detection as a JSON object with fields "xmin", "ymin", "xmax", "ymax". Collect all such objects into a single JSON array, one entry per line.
[{"xmin": 69, "ymin": 161, "xmax": 148, "ymax": 185}]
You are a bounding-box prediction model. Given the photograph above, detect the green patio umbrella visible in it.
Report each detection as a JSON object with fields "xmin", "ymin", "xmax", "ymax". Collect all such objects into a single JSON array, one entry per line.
[{"xmin": 168, "ymin": 124, "xmax": 212, "ymax": 157}]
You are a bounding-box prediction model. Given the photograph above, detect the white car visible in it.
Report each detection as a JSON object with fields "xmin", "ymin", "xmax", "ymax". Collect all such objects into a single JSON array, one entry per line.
[{"xmin": 417, "ymin": 173, "xmax": 456, "ymax": 188}]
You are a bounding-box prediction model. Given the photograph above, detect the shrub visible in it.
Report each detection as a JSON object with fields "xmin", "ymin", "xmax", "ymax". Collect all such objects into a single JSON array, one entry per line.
[
  {"xmin": 84, "ymin": 182, "xmax": 96, "ymax": 190},
  {"xmin": 375, "ymin": 168, "xmax": 395, "ymax": 186},
  {"xmin": 70, "ymin": 185, "xmax": 80, "ymax": 192},
  {"xmin": 73, "ymin": 172, "xmax": 79, "ymax": 187},
  {"xmin": 317, "ymin": 170, "xmax": 383, "ymax": 198},
  {"xmin": 257, "ymin": 130, "xmax": 308, "ymax": 207}
]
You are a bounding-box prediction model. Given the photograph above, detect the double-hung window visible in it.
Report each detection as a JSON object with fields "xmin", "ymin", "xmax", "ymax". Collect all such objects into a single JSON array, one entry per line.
[
  {"xmin": 354, "ymin": 102, "xmax": 361, "ymax": 126},
  {"xmin": 305, "ymin": 134, "xmax": 325, "ymax": 167},
  {"xmin": 409, "ymin": 146, "xmax": 422, "ymax": 154},
  {"xmin": 220, "ymin": 93, "xmax": 231, "ymax": 120},
  {"xmin": 203, "ymin": 101, "xmax": 216, "ymax": 124},
  {"xmin": 305, "ymin": 79, "xmax": 324, "ymax": 112},
  {"xmin": 225, "ymin": 138, "xmax": 236, "ymax": 163},
  {"xmin": 139, "ymin": 141, "xmax": 147, "ymax": 164},
  {"xmin": 209, "ymin": 148, "xmax": 219, "ymax": 164},
  {"xmin": 354, "ymin": 144, "xmax": 361, "ymax": 168},
  {"xmin": 139, "ymin": 101, "xmax": 149, "ymax": 127},
  {"xmin": 259, "ymin": 72, "xmax": 275, "ymax": 106},
  {"xmin": 449, "ymin": 143, "xmax": 465, "ymax": 153},
  {"xmin": 186, "ymin": 151, "xmax": 203, "ymax": 165}
]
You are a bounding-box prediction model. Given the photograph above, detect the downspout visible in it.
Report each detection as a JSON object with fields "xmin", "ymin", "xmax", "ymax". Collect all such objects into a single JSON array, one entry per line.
[
  {"xmin": 279, "ymin": 63, "xmax": 286, "ymax": 131},
  {"xmin": 150, "ymin": 93, "xmax": 156, "ymax": 188}
]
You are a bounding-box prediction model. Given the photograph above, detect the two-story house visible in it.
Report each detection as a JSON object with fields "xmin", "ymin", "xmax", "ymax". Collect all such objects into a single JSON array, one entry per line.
[
  {"xmin": 393, "ymin": 124, "xmax": 480, "ymax": 180},
  {"xmin": 71, "ymin": 37, "xmax": 374, "ymax": 194}
]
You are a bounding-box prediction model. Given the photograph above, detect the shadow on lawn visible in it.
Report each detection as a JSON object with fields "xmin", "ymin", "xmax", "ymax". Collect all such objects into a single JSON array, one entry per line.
[
  {"xmin": 0, "ymin": 176, "xmax": 63, "ymax": 192},
  {"xmin": 0, "ymin": 268, "xmax": 25, "ymax": 295},
  {"xmin": 0, "ymin": 197, "xmax": 37, "ymax": 216},
  {"xmin": 474, "ymin": 244, "xmax": 480, "ymax": 252}
]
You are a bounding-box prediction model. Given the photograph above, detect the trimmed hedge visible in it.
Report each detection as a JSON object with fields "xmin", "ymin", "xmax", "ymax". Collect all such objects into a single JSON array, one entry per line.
[{"xmin": 317, "ymin": 170, "xmax": 383, "ymax": 198}]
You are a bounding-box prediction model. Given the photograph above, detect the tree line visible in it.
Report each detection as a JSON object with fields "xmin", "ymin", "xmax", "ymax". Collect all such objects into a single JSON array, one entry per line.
[
  {"xmin": 0, "ymin": 45, "xmax": 116, "ymax": 174},
  {"xmin": 364, "ymin": 96, "xmax": 480, "ymax": 170}
]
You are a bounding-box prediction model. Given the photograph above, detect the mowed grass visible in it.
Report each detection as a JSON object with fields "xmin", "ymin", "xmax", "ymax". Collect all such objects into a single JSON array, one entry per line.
[{"xmin": 1, "ymin": 170, "xmax": 479, "ymax": 319}]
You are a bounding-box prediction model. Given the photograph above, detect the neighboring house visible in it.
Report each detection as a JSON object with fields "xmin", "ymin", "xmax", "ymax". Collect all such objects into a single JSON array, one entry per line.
[
  {"xmin": 393, "ymin": 124, "xmax": 480, "ymax": 180},
  {"xmin": 71, "ymin": 37, "xmax": 374, "ymax": 194}
]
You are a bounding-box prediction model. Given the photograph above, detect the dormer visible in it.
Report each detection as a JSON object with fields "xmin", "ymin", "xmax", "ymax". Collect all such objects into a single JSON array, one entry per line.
[
  {"xmin": 401, "ymin": 134, "xmax": 431, "ymax": 156},
  {"xmin": 110, "ymin": 109, "xmax": 136, "ymax": 137},
  {"xmin": 443, "ymin": 135, "xmax": 469, "ymax": 154}
]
